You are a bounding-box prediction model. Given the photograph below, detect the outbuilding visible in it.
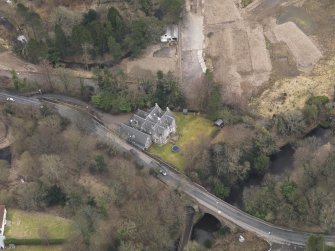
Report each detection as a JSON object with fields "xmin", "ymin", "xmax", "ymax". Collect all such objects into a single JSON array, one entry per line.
[
  {"xmin": 214, "ymin": 119, "xmax": 224, "ymax": 128},
  {"xmin": 161, "ymin": 25, "xmax": 178, "ymax": 43}
]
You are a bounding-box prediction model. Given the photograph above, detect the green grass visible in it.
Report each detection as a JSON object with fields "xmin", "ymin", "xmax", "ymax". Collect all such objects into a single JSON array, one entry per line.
[
  {"xmin": 149, "ymin": 112, "xmax": 215, "ymax": 170},
  {"xmin": 5, "ymin": 209, "xmax": 72, "ymax": 239},
  {"xmin": 10, "ymin": 245, "xmax": 63, "ymax": 251}
]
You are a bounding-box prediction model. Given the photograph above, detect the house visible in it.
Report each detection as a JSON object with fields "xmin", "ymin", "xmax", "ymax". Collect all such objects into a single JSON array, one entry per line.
[
  {"xmin": 0, "ymin": 205, "xmax": 6, "ymax": 236},
  {"xmin": 120, "ymin": 104, "xmax": 176, "ymax": 149},
  {"xmin": 160, "ymin": 25, "xmax": 178, "ymax": 43}
]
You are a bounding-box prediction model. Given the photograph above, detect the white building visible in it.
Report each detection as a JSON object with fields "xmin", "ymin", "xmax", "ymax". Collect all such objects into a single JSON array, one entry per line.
[
  {"xmin": 160, "ymin": 25, "xmax": 178, "ymax": 43},
  {"xmin": 0, "ymin": 205, "xmax": 6, "ymax": 250}
]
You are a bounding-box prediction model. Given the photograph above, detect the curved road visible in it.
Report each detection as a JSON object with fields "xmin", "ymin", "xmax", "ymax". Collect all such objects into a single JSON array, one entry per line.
[{"xmin": 0, "ymin": 92, "xmax": 334, "ymax": 247}]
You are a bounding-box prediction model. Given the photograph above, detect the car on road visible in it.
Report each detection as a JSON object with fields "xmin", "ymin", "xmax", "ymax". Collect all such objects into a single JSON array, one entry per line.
[
  {"xmin": 160, "ymin": 169, "xmax": 167, "ymax": 176},
  {"xmin": 6, "ymin": 97, "xmax": 15, "ymax": 102}
]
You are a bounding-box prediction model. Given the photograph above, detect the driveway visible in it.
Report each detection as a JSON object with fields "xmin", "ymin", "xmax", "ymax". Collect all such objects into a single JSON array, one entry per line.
[
  {"xmin": 0, "ymin": 235, "xmax": 5, "ymax": 249},
  {"xmin": 180, "ymin": 3, "xmax": 206, "ymax": 108}
]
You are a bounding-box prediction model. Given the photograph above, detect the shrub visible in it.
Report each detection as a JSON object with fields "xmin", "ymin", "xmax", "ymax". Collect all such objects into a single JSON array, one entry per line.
[{"xmin": 204, "ymin": 239, "xmax": 213, "ymax": 249}]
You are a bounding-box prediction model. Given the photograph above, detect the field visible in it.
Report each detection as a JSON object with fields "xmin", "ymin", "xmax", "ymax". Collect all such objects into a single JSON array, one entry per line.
[
  {"xmin": 5, "ymin": 209, "xmax": 72, "ymax": 239},
  {"xmin": 149, "ymin": 112, "xmax": 215, "ymax": 170}
]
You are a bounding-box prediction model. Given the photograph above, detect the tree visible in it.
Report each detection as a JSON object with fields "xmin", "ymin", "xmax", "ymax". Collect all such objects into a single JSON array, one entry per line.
[
  {"xmin": 23, "ymin": 39, "xmax": 48, "ymax": 64},
  {"xmin": 39, "ymin": 154, "xmax": 67, "ymax": 186},
  {"xmin": 252, "ymin": 154, "xmax": 270, "ymax": 175},
  {"xmin": 45, "ymin": 185, "xmax": 67, "ymax": 206},
  {"xmin": 11, "ymin": 69, "xmax": 26, "ymax": 91},
  {"xmin": 107, "ymin": 36, "xmax": 122, "ymax": 61},
  {"xmin": 89, "ymin": 155, "xmax": 107, "ymax": 174},
  {"xmin": 154, "ymin": 71, "xmax": 185, "ymax": 109},
  {"xmin": 107, "ymin": 7, "xmax": 125, "ymax": 42},
  {"xmin": 206, "ymin": 84, "xmax": 222, "ymax": 120},
  {"xmin": 71, "ymin": 25, "xmax": 93, "ymax": 54},
  {"xmin": 124, "ymin": 17, "xmax": 164, "ymax": 57},
  {"xmin": 0, "ymin": 160, "xmax": 10, "ymax": 183},
  {"xmin": 306, "ymin": 235, "xmax": 325, "ymax": 251},
  {"xmin": 82, "ymin": 9, "xmax": 98, "ymax": 25},
  {"xmin": 17, "ymin": 181, "xmax": 47, "ymax": 210},
  {"xmin": 54, "ymin": 24, "xmax": 68, "ymax": 58},
  {"xmin": 159, "ymin": 0, "xmax": 183, "ymax": 23},
  {"xmin": 281, "ymin": 180, "xmax": 297, "ymax": 202},
  {"xmin": 274, "ymin": 110, "xmax": 306, "ymax": 136},
  {"xmin": 17, "ymin": 151, "xmax": 39, "ymax": 180},
  {"xmin": 139, "ymin": 0, "xmax": 153, "ymax": 15}
]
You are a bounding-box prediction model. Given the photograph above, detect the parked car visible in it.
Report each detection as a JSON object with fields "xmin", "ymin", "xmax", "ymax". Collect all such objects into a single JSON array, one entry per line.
[{"xmin": 6, "ymin": 97, "xmax": 15, "ymax": 102}]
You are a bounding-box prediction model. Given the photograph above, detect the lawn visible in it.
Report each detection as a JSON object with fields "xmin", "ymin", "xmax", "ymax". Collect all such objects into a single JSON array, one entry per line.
[
  {"xmin": 149, "ymin": 112, "xmax": 216, "ymax": 170},
  {"xmin": 12, "ymin": 245, "xmax": 63, "ymax": 251},
  {"xmin": 5, "ymin": 209, "xmax": 72, "ymax": 239}
]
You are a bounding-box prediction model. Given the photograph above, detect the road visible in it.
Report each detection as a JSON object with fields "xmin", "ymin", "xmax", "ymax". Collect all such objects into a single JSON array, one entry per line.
[{"xmin": 0, "ymin": 92, "xmax": 334, "ymax": 247}]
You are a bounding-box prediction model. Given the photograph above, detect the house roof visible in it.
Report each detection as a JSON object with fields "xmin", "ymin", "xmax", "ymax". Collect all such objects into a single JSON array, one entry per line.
[
  {"xmin": 0, "ymin": 205, "xmax": 5, "ymax": 226},
  {"xmin": 120, "ymin": 104, "xmax": 175, "ymax": 147},
  {"xmin": 120, "ymin": 124, "xmax": 151, "ymax": 149}
]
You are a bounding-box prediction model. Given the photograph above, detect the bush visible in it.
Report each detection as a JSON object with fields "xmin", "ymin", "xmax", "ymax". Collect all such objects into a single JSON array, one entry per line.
[
  {"xmin": 204, "ymin": 239, "xmax": 213, "ymax": 249},
  {"xmin": 281, "ymin": 181, "xmax": 297, "ymax": 202},
  {"xmin": 306, "ymin": 96, "xmax": 329, "ymax": 106},
  {"xmin": 252, "ymin": 154, "xmax": 270, "ymax": 175},
  {"xmin": 218, "ymin": 226, "xmax": 230, "ymax": 236}
]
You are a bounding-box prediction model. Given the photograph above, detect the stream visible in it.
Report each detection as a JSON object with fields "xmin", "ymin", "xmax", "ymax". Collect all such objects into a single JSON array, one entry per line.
[
  {"xmin": 0, "ymin": 146, "xmax": 11, "ymax": 164},
  {"xmin": 227, "ymin": 127, "xmax": 330, "ymax": 207}
]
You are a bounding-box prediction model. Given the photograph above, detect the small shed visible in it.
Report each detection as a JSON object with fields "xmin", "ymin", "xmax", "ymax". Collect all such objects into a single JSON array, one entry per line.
[
  {"xmin": 17, "ymin": 35, "xmax": 27, "ymax": 43},
  {"xmin": 214, "ymin": 119, "xmax": 224, "ymax": 128},
  {"xmin": 161, "ymin": 25, "xmax": 178, "ymax": 43}
]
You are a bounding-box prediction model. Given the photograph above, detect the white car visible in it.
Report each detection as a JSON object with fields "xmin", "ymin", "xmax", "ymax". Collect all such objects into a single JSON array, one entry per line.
[
  {"xmin": 6, "ymin": 97, "xmax": 15, "ymax": 102},
  {"xmin": 160, "ymin": 169, "xmax": 167, "ymax": 176}
]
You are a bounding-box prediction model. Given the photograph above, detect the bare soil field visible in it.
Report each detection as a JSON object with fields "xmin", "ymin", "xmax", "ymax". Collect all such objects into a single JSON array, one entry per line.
[
  {"xmin": 265, "ymin": 22, "xmax": 322, "ymax": 72},
  {"xmin": 204, "ymin": 0, "xmax": 272, "ymax": 104},
  {"xmin": 250, "ymin": 0, "xmax": 335, "ymax": 117},
  {"xmin": 0, "ymin": 51, "xmax": 39, "ymax": 72},
  {"xmin": 120, "ymin": 44, "xmax": 178, "ymax": 79}
]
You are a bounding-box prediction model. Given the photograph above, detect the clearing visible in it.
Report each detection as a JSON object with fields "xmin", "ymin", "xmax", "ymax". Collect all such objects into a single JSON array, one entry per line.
[
  {"xmin": 5, "ymin": 209, "xmax": 72, "ymax": 239},
  {"xmin": 149, "ymin": 112, "xmax": 215, "ymax": 170}
]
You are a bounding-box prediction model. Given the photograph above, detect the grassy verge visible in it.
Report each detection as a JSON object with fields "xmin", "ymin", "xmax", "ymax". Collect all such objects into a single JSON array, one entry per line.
[
  {"xmin": 149, "ymin": 112, "xmax": 215, "ymax": 170},
  {"xmin": 5, "ymin": 209, "xmax": 72, "ymax": 240},
  {"xmin": 6, "ymin": 245, "xmax": 64, "ymax": 251},
  {"xmin": 4, "ymin": 238, "xmax": 65, "ymax": 245}
]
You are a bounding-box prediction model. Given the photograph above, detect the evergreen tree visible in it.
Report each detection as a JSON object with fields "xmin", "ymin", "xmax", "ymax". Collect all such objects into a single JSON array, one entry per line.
[{"xmin": 54, "ymin": 24, "xmax": 67, "ymax": 58}]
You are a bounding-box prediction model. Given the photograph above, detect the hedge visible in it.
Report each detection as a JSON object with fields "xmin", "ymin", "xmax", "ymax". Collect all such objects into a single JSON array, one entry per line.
[{"xmin": 4, "ymin": 238, "xmax": 65, "ymax": 245}]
